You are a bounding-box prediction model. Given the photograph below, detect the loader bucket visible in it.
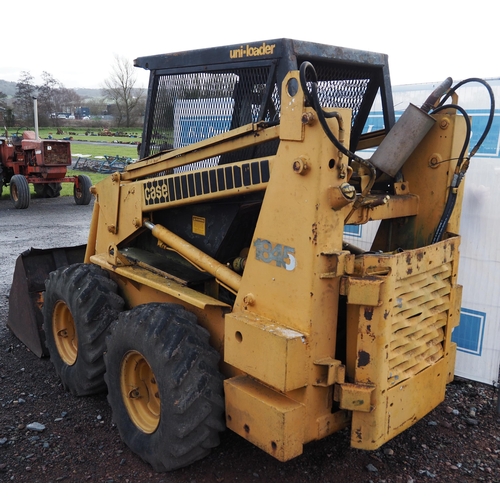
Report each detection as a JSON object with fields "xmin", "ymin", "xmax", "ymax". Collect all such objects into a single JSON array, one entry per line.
[{"xmin": 7, "ymin": 245, "xmax": 86, "ymax": 357}]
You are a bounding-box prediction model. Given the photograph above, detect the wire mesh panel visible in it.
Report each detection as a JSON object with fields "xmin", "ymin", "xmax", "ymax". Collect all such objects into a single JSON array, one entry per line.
[
  {"xmin": 297, "ymin": 59, "xmax": 381, "ymax": 150},
  {"xmin": 145, "ymin": 66, "xmax": 279, "ymax": 169},
  {"xmin": 306, "ymin": 62, "xmax": 370, "ymax": 126}
]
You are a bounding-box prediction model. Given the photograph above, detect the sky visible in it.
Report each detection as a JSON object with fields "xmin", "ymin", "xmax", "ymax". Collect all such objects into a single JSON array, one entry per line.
[{"xmin": 2, "ymin": 0, "xmax": 497, "ymax": 90}]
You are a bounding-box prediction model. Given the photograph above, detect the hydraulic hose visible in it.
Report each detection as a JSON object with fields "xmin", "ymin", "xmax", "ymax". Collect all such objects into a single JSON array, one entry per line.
[
  {"xmin": 431, "ymin": 79, "xmax": 495, "ymax": 243},
  {"xmin": 299, "ymin": 62, "xmax": 495, "ymax": 245},
  {"xmin": 299, "ymin": 61, "xmax": 373, "ymax": 171},
  {"xmin": 439, "ymin": 78, "xmax": 495, "ymax": 156}
]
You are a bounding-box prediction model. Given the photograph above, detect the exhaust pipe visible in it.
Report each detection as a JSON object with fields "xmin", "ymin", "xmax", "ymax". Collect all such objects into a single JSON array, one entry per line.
[
  {"xmin": 370, "ymin": 77, "xmax": 453, "ymax": 177},
  {"xmin": 369, "ymin": 103, "xmax": 436, "ymax": 177},
  {"xmin": 32, "ymin": 96, "xmax": 39, "ymax": 140}
]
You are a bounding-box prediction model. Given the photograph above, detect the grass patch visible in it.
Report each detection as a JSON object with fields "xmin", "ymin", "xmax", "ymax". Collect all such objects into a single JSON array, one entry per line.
[
  {"xmin": 71, "ymin": 142, "xmax": 138, "ymax": 159},
  {"xmin": 6, "ymin": 127, "xmax": 142, "ymax": 144},
  {"xmin": 59, "ymin": 170, "xmax": 109, "ymax": 197}
]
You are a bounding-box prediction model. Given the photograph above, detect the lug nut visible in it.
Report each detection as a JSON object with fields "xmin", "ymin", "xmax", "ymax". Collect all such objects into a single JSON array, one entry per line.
[
  {"xmin": 440, "ymin": 118, "xmax": 450, "ymax": 130},
  {"xmin": 293, "ymin": 157, "xmax": 309, "ymax": 175}
]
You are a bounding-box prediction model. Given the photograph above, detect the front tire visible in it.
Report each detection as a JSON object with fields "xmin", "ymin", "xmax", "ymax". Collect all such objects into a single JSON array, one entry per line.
[
  {"xmin": 43, "ymin": 263, "xmax": 125, "ymax": 395},
  {"xmin": 74, "ymin": 174, "xmax": 92, "ymax": 205},
  {"xmin": 104, "ymin": 303, "xmax": 225, "ymax": 472},
  {"xmin": 10, "ymin": 174, "xmax": 30, "ymax": 209}
]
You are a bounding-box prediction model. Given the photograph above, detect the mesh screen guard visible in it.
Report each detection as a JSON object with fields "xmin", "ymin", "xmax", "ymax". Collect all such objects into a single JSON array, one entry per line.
[
  {"xmin": 137, "ymin": 40, "xmax": 395, "ymax": 167},
  {"xmin": 144, "ymin": 66, "xmax": 279, "ymax": 167}
]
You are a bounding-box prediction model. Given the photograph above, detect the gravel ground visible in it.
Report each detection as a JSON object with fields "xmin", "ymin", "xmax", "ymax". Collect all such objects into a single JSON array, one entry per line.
[{"xmin": 0, "ymin": 196, "xmax": 499, "ymax": 483}]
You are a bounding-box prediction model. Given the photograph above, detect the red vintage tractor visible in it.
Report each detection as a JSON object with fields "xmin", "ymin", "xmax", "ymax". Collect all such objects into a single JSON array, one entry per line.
[{"xmin": 0, "ymin": 129, "xmax": 92, "ymax": 209}]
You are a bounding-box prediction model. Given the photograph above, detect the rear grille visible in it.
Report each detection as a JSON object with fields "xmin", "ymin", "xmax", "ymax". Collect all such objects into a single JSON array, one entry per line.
[
  {"xmin": 43, "ymin": 141, "xmax": 70, "ymax": 166},
  {"xmin": 388, "ymin": 263, "xmax": 452, "ymax": 386}
]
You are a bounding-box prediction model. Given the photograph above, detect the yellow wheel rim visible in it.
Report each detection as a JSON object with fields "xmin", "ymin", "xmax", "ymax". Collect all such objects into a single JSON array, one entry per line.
[
  {"xmin": 120, "ymin": 351, "xmax": 160, "ymax": 434},
  {"xmin": 52, "ymin": 300, "xmax": 78, "ymax": 365},
  {"xmin": 11, "ymin": 185, "xmax": 19, "ymax": 202}
]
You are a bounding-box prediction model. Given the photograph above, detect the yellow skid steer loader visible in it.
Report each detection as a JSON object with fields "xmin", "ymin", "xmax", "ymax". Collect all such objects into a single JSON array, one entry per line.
[{"xmin": 8, "ymin": 39, "xmax": 494, "ymax": 471}]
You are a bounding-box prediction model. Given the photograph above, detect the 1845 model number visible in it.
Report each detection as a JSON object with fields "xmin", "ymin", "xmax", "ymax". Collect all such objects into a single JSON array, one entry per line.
[{"xmin": 253, "ymin": 238, "xmax": 296, "ymax": 271}]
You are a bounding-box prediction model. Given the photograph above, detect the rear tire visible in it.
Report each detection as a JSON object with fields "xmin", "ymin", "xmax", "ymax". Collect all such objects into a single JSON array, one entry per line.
[
  {"xmin": 74, "ymin": 174, "xmax": 92, "ymax": 205},
  {"xmin": 104, "ymin": 303, "xmax": 225, "ymax": 472},
  {"xmin": 10, "ymin": 174, "xmax": 30, "ymax": 209},
  {"xmin": 43, "ymin": 263, "xmax": 125, "ymax": 396},
  {"xmin": 34, "ymin": 182, "xmax": 62, "ymax": 198}
]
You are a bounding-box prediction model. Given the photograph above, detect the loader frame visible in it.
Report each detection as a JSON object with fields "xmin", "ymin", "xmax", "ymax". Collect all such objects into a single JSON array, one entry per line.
[
  {"xmin": 85, "ymin": 58, "xmax": 464, "ymax": 459},
  {"xmin": 9, "ymin": 39, "xmax": 471, "ymax": 468}
]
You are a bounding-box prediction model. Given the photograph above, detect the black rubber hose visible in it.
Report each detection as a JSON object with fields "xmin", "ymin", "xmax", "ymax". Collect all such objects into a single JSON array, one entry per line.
[
  {"xmin": 438, "ymin": 78, "xmax": 496, "ymax": 156},
  {"xmin": 432, "ymin": 191, "xmax": 458, "ymax": 244},
  {"xmin": 431, "ymin": 79, "xmax": 495, "ymax": 243},
  {"xmin": 299, "ymin": 61, "xmax": 373, "ymax": 170},
  {"xmin": 431, "ymin": 104, "xmax": 471, "ymax": 244}
]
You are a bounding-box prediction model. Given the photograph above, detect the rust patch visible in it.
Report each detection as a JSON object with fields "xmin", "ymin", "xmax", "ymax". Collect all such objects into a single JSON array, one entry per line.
[
  {"xmin": 366, "ymin": 324, "xmax": 375, "ymax": 341},
  {"xmin": 311, "ymin": 223, "xmax": 318, "ymax": 245},
  {"xmin": 351, "ymin": 399, "xmax": 366, "ymax": 407},
  {"xmin": 355, "ymin": 428, "xmax": 362, "ymax": 441},
  {"xmin": 358, "ymin": 350, "xmax": 370, "ymax": 367},
  {"xmin": 416, "ymin": 250, "xmax": 424, "ymax": 262},
  {"xmin": 363, "ymin": 275, "xmax": 383, "ymax": 282},
  {"xmin": 364, "ymin": 307, "xmax": 373, "ymax": 321},
  {"xmin": 407, "ymin": 267, "xmax": 413, "ymax": 275},
  {"xmin": 384, "ymin": 309, "xmax": 390, "ymax": 320},
  {"xmin": 393, "ymin": 414, "xmax": 418, "ymax": 431}
]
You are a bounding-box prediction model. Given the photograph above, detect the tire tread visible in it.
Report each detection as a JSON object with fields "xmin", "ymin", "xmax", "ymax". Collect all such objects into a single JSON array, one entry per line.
[{"xmin": 104, "ymin": 303, "xmax": 225, "ymax": 471}]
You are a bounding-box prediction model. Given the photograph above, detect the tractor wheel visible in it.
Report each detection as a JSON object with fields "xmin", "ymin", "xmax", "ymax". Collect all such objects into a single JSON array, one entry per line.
[
  {"xmin": 104, "ymin": 303, "xmax": 225, "ymax": 472},
  {"xmin": 33, "ymin": 184, "xmax": 44, "ymax": 197},
  {"xmin": 43, "ymin": 263, "xmax": 125, "ymax": 396},
  {"xmin": 34, "ymin": 182, "xmax": 62, "ymax": 198},
  {"xmin": 10, "ymin": 174, "xmax": 30, "ymax": 209},
  {"xmin": 74, "ymin": 174, "xmax": 92, "ymax": 205}
]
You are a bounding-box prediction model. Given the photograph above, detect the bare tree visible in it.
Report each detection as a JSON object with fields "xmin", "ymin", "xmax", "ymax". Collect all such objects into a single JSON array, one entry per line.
[
  {"xmin": 37, "ymin": 72, "xmax": 62, "ymax": 126},
  {"xmin": 0, "ymin": 91, "xmax": 7, "ymax": 120},
  {"xmin": 103, "ymin": 55, "xmax": 145, "ymax": 127},
  {"xmin": 0, "ymin": 91, "xmax": 15, "ymax": 128},
  {"xmin": 60, "ymin": 88, "xmax": 82, "ymax": 112},
  {"xmin": 14, "ymin": 72, "xmax": 36, "ymax": 125},
  {"xmin": 86, "ymin": 97, "xmax": 107, "ymax": 118},
  {"xmin": 34, "ymin": 73, "xmax": 84, "ymax": 127}
]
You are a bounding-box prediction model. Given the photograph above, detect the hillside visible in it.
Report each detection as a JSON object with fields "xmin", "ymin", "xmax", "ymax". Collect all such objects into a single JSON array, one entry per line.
[
  {"xmin": 0, "ymin": 80, "xmax": 106, "ymax": 99},
  {"xmin": 0, "ymin": 80, "xmax": 17, "ymax": 97}
]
